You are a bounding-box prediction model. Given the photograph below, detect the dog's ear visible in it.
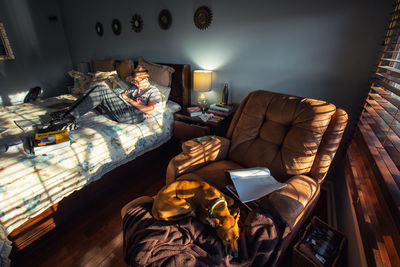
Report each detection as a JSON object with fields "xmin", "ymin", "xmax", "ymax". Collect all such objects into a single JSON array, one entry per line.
[
  {"xmin": 206, "ymin": 217, "xmax": 220, "ymax": 228},
  {"xmin": 233, "ymin": 207, "xmax": 240, "ymax": 221}
]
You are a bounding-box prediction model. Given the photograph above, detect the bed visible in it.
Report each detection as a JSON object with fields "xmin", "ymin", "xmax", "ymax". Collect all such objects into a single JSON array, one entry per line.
[{"xmin": 0, "ymin": 62, "xmax": 190, "ymax": 255}]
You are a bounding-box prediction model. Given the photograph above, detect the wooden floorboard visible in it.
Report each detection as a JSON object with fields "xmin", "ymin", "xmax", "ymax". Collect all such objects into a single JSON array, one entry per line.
[{"xmin": 10, "ymin": 139, "xmax": 180, "ymax": 267}]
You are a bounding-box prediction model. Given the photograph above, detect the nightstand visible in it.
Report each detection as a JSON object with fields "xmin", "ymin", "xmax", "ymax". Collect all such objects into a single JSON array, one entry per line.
[{"xmin": 173, "ymin": 106, "xmax": 237, "ymax": 141}]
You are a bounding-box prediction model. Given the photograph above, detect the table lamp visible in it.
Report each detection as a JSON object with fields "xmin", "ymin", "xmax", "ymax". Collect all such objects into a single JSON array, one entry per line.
[{"xmin": 193, "ymin": 70, "xmax": 212, "ymax": 113}]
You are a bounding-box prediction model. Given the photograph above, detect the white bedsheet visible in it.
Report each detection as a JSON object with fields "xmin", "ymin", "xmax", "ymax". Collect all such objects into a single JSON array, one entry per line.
[{"xmin": 0, "ymin": 94, "xmax": 174, "ymax": 236}]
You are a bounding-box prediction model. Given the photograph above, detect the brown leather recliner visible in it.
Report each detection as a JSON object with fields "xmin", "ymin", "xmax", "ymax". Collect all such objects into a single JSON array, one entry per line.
[{"xmin": 165, "ymin": 90, "xmax": 348, "ymax": 257}]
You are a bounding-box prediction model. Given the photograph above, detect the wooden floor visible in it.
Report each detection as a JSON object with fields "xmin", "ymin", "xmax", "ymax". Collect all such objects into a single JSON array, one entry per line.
[{"xmin": 10, "ymin": 139, "xmax": 181, "ymax": 267}]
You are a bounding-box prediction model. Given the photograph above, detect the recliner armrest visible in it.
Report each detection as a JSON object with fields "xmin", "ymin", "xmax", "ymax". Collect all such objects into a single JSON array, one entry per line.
[
  {"xmin": 121, "ymin": 196, "xmax": 154, "ymax": 219},
  {"xmin": 268, "ymin": 175, "xmax": 319, "ymax": 229},
  {"xmin": 166, "ymin": 136, "xmax": 230, "ymax": 184}
]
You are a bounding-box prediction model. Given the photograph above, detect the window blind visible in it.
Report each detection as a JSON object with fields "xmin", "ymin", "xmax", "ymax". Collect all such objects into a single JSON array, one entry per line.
[
  {"xmin": 360, "ymin": 1, "xmax": 400, "ymax": 203},
  {"xmin": 350, "ymin": 1, "xmax": 400, "ymax": 265}
]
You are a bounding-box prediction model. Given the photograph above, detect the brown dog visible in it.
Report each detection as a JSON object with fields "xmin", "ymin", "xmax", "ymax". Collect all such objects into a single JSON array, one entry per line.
[{"xmin": 152, "ymin": 179, "xmax": 240, "ymax": 257}]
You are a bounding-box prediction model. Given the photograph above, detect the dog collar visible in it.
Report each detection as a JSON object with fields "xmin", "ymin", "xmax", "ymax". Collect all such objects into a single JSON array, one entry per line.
[{"xmin": 208, "ymin": 198, "xmax": 227, "ymax": 218}]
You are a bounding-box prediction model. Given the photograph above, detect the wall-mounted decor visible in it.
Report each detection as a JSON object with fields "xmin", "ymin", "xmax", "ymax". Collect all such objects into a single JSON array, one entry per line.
[
  {"xmin": 95, "ymin": 22, "xmax": 104, "ymax": 37},
  {"xmin": 194, "ymin": 6, "xmax": 213, "ymax": 30},
  {"xmin": 0, "ymin": 22, "xmax": 15, "ymax": 60},
  {"xmin": 130, "ymin": 14, "xmax": 143, "ymax": 33},
  {"xmin": 158, "ymin": 9, "xmax": 172, "ymax": 30},
  {"xmin": 112, "ymin": 19, "xmax": 121, "ymax": 35}
]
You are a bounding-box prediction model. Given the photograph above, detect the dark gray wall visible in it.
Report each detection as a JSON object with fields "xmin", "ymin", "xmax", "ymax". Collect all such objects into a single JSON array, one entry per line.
[
  {"xmin": 0, "ymin": 0, "xmax": 72, "ymax": 106},
  {"xmin": 59, "ymin": 0, "xmax": 392, "ymax": 121}
]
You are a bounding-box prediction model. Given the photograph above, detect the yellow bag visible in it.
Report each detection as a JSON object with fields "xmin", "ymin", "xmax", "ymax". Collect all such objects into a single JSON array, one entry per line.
[{"xmin": 34, "ymin": 129, "xmax": 70, "ymax": 147}]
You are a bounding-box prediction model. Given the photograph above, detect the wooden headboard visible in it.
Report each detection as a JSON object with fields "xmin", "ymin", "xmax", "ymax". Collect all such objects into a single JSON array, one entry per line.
[{"xmin": 160, "ymin": 63, "xmax": 191, "ymax": 109}]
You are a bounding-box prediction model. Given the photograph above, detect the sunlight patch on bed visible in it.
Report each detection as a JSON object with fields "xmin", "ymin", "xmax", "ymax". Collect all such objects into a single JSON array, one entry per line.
[{"xmin": 0, "ymin": 97, "xmax": 174, "ymax": 234}]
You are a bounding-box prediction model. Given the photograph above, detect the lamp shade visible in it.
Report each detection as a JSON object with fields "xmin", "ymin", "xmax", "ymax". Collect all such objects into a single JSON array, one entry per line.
[{"xmin": 193, "ymin": 70, "xmax": 212, "ymax": 92}]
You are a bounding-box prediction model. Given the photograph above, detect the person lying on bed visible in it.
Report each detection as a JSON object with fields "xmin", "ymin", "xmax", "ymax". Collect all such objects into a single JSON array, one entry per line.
[{"xmin": 48, "ymin": 65, "xmax": 164, "ymax": 128}]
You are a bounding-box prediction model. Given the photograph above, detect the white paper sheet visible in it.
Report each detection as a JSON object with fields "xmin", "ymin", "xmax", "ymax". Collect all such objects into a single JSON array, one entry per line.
[{"xmin": 228, "ymin": 167, "xmax": 287, "ymax": 203}]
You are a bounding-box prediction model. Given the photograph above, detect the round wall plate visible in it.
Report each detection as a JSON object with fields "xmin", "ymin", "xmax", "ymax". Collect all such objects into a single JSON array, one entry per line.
[
  {"xmin": 130, "ymin": 14, "xmax": 143, "ymax": 33},
  {"xmin": 158, "ymin": 9, "xmax": 172, "ymax": 30},
  {"xmin": 112, "ymin": 19, "xmax": 121, "ymax": 35},
  {"xmin": 194, "ymin": 6, "xmax": 213, "ymax": 30},
  {"xmin": 95, "ymin": 22, "xmax": 104, "ymax": 36}
]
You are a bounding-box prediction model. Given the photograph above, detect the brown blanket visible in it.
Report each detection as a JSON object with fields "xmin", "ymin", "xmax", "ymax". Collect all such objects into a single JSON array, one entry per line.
[{"xmin": 123, "ymin": 200, "xmax": 289, "ymax": 266}]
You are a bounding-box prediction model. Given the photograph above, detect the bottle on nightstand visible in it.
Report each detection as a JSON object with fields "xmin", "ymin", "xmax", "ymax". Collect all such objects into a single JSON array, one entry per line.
[{"xmin": 221, "ymin": 83, "xmax": 229, "ymax": 105}]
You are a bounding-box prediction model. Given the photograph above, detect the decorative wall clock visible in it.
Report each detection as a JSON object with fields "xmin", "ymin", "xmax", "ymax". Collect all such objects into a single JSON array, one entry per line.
[
  {"xmin": 130, "ymin": 14, "xmax": 143, "ymax": 33},
  {"xmin": 194, "ymin": 6, "xmax": 212, "ymax": 30},
  {"xmin": 95, "ymin": 22, "xmax": 104, "ymax": 37},
  {"xmin": 158, "ymin": 9, "xmax": 172, "ymax": 30},
  {"xmin": 112, "ymin": 19, "xmax": 121, "ymax": 35}
]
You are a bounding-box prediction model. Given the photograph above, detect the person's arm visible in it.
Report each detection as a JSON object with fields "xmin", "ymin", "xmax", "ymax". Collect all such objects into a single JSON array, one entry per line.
[{"xmin": 121, "ymin": 94, "xmax": 156, "ymax": 115}]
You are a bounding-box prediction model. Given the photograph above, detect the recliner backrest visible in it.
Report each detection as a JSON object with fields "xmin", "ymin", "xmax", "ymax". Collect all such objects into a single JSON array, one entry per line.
[{"xmin": 227, "ymin": 90, "xmax": 346, "ymax": 183}]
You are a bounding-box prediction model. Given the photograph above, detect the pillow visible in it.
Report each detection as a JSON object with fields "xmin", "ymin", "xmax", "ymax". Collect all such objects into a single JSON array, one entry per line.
[
  {"xmin": 92, "ymin": 59, "xmax": 115, "ymax": 72},
  {"xmin": 166, "ymin": 100, "xmax": 182, "ymax": 113},
  {"xmin": 68, "ymin": 70, "xmax": 123, "ymax": 95},
  {"xmin": 68, "ymin": 70, "xmax": 93, "ymax": 95},
  {"xmin": 92, "ymin": 70, "xmax": 118, "ymax": 81},
  {"xmin": 150, "ymin": 81, "xmax": 171, "ymax": 100},
  {"xmin": 116, "ymin": 59, "xmax": 134, "ymax": 80},
  {"xmin": 91, "ymin": 70, "xmax": 119, "ymax": 89},
  {"xmin": 138, "ymin": 56, "xmax": 175, "ymax": 87}
]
